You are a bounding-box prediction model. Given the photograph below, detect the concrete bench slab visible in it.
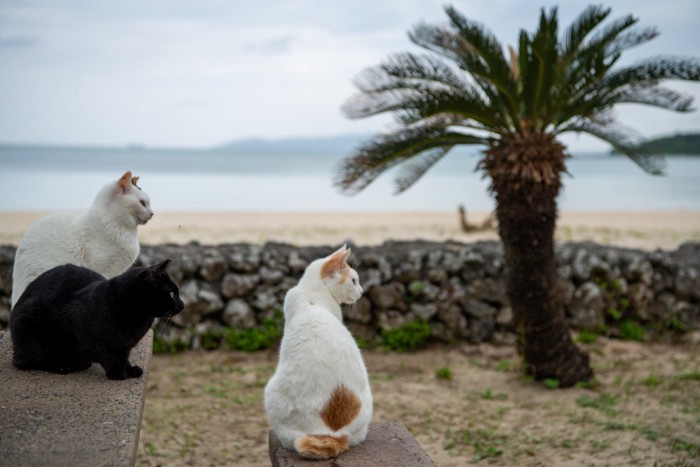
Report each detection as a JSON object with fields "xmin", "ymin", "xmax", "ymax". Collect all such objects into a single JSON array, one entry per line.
[
  {"xmin": 0, "ymin": 330, "xmax": 153, "ymax": 467},
  {"xmin": 269, "ymin": 421, "xmax": 437, "ymax": 467}
]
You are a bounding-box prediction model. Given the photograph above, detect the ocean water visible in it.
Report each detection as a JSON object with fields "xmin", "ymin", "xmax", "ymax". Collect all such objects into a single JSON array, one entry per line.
[{"xmin": 0, "ymin": 144, "xmax": 699, "ymax": 212}]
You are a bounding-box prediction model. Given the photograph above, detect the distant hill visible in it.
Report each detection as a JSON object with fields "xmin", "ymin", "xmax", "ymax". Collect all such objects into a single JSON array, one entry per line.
[
  {"xmin": 213, "ymin": 134, "xmax": 369, "ymax": 154},
  {"xmin": 611, "ymin": 133, "xmax": 700, "ymax": 155}
]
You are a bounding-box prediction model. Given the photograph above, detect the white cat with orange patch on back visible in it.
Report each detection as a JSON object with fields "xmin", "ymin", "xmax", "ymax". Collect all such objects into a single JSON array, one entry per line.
[
  {"xmin": 11, "ymin": 171, "xmax": 153, "ymax": 307},
  {"xmin": 264, "ymin": 245, "xmax": 372, "ymax": 459}
]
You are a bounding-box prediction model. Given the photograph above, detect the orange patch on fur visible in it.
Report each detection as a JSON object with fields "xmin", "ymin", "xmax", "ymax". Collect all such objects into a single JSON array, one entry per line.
[
  {"xmin": 320, "ymin": 386, "xmax": 361, "ymax": 431},
  {"xmin": 296, "ymin": 434, "xmax": 349, "ymax": 459},
  {"xmin": 321, "ymin": 248, "xmax": 351, "ymax": 279},
  {"xmin": 117, "ymin": 171, "xmax": 132, "ymax": 193}
]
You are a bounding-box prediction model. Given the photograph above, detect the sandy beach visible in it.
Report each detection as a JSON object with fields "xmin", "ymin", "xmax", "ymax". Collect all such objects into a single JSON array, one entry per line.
[{"xmin": 1, "ymin": 210, "xmax": 699, "ymax": 250}]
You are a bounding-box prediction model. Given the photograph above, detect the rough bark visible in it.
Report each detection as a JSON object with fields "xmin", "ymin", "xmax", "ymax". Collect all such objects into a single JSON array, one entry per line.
[{"xmin": 482, "ymin": 132, "xmax": 593, "ymax": 387}]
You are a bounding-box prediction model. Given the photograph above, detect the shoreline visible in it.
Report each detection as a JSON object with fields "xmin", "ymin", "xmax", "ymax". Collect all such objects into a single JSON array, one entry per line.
[{"xmin": 1, "ymin": 210, "xmax": 699, "ymax": 251}]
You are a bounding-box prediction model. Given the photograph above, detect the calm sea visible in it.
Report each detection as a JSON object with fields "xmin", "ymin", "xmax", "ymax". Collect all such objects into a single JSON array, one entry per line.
[{"xmin": 1, "ymin": 145, "xmax": 699, "ymax": 211}]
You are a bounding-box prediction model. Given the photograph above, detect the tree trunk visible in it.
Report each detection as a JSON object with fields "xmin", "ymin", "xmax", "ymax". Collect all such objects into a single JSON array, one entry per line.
[{"xmin": 483, "ymin": 132, "xmax": 592, "ymax": 387}]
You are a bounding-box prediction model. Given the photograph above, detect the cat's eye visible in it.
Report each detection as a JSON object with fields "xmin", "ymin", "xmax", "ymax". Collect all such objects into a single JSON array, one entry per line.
[
  {"xmin": 169, "ymin": 291, "xmax": 175, "ymax": 299},
  {"xmin": 140, "ymin": 200, "xmax": 147, "ymax": 207},
  {"xmin": 352, "ymin": 278, "xmax": 357, "ymax": 285}
]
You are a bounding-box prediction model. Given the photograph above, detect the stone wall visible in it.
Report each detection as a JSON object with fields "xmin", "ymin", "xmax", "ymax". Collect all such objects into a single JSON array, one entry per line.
[{"xmin": 1, "ymin": 241, "xmax": 698, "ymax": 348}]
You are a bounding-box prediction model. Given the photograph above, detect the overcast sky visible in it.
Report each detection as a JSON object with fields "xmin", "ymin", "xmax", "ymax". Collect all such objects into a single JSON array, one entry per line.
[{"xmin": 1, "ymin": 0, "xmax": 699, "ymax": 151}]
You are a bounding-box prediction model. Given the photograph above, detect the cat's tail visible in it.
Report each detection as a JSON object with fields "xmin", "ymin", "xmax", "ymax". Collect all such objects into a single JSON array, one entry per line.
[{"xmin": 294, "ymin": 434, "xmax": 350, "ymax": 459}]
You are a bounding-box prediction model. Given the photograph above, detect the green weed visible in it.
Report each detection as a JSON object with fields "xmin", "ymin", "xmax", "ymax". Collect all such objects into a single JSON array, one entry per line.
[
  {"xmin": 543, "ymin": 378, "xmax": 560, "ymax": 389},
  {"xmin": 444, "ymin": 428, "xmax": 507, "ymax": 461},
  {"xmin": 408, "ymin": 280, "xmax": 426, "ymax": 295},
  {"xmin": 576, "ymin": 393, "xmax": 619, "ymax": 415},
  {"xmin": 382, "ymin": 319, "xmax": 432, "ymax": 352},
  {"xmin": 200, "ymin": 329, "xmax": 224, "ymax": 350},
  {"xmin": 575, "ymin": 330, "xmax": 599, "ymax": 344},
  {"xmin": 620, "ymin": 319, "xmax": 646, "ymax": 342},
  {"xmin": 678, "ymin": 370, "xmax": 700, "ymax": 381},
  {"xmin": 480, "ymin": 389, "xmax": 508, "ymax": 401},
  {"xmin": 143, "ymin": 441, "xmax": 159, "ymax": 456},
  {"xmin": 435, "ymin": 366, "xmax": 453, "ymax": 380},
  {"xmin": 640, "ymin": 374, "xmax": 662, "ymax": 386},
  {"xmin": 607, "ymin": 307, "xmax": 623, "ymax": 321},
  {"xmin": 495, "ymin": 359, "xmax": 514, "ymax": 372},
  {"xmin": 153, "ymin": 336, "xmax": 191, "ymax": 354},
  {"xmin": 225, "ymin": 309, "xmax": 283, "ymax": 351}
]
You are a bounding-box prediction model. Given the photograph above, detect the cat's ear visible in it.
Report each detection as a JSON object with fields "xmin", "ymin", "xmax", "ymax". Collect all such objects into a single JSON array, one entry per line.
[
  {"xmin": 131, "ymin": 176, "xmax": 140, "ymax": 188},
  {"xmin": 153, "ymin": 259, "xmax": 171, "ymax": 273},
  {"xmin": 117, "ymin": 171, "xmax": 133, "ymax": 194},
  {"xmin": 321, "ymin": 246, "xmax": 351, "ymax": 279}
]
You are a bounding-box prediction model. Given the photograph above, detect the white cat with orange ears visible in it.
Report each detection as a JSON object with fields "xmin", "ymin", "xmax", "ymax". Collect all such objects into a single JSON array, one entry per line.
[
  {"xmin": 264, "ymin": 245, "xmax": 373, "ymax": 459},
  {"xmin": 11, "ymin": 171, "xmax": 153, "ymax": 306}
]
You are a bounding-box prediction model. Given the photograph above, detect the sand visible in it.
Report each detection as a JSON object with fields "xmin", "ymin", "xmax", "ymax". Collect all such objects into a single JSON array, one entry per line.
[{"xmin": 1, "ymin": 209, "xmax": 699, "ymax": 250}]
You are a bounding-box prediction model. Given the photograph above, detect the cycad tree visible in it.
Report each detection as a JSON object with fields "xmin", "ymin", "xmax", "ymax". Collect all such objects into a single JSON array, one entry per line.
[{"xmin": 337, "ymin": 4, "xmax": 699, "ymax": 386}]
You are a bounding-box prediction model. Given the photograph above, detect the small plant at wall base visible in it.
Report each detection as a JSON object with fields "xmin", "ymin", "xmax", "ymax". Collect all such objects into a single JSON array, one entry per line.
[
  {"xmin": 225, "ymin": 309, "xmax": 284, "ymax": 352},
  {"xmin": 619, "ymin": 319, "xmax": 646, "ymax": 342},
  {"xmin": 382, "ymin": 319, "xmax": 432, "ymax": 352},
  {"xmin": 153, "ymin": 336, "xmax": 191, "ymax": 354},
  {"xmin": 200, "ymin": 329, "xmax": 224, "ymax": 350}
]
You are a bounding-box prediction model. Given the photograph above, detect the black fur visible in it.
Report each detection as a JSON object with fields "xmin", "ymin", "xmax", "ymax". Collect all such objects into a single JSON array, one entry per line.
[{"xmin": 10, "ymin": 259, "xmax": 184, "ymax": 380}]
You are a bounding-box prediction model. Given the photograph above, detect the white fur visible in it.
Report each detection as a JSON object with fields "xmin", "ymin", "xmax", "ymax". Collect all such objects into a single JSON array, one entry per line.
[
  {"xmin": 11, "ymin": 172, "xmax": 153, "ymax": 306},
  {"xmin": 264, "ymin": 245, "xmax": 372, "ymax": 452}
]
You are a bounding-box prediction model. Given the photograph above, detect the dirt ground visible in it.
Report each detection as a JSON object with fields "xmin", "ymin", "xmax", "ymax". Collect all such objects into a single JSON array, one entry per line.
[{"xmin": 137, "ymin": 334, "xmax": 700, "ymax": 467}]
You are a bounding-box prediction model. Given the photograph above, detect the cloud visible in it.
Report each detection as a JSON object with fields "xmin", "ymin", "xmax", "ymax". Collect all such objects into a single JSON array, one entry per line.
[
  {"xmin": 0, "ymin": 0, "xmax": 698, "ymax": 149},
  {"xmin": 243, "ymin": 34, "xmax": 296, "ymax": 55},
  {"xmin": 0, "ymin": 34, "xmax": 39, "ymax": 48}
]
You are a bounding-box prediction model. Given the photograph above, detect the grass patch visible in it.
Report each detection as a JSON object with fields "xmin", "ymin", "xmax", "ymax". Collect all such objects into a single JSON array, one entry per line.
[
  {"xmin": 542, "ymin": 378, "xmax": 560, "ymax": 389},
  {"xmin": 225, "ymin": 310, "xmax": 283, "ymax": 352},
  {"xmin": 153, "ymin": 336, "xmax": 191, "ymax": 354},
  {"xmin": 495, "ymin": 359, "xmax": 515, "ymax": 372},
  {"xmin": 670, "ymin": 438, "xmax": 700, "ymax": 457},
  {"xmin": 640, "ymin": 374, "xmax": 662, "ymax": 386},
  {"xmin": 382, "ymin": 319, "xmax": 432, "ymax": 352},
  {"xmin": 143, "ymin": 441, "xmax": 159, "ymax": 456},
  {"xmin": 576, "ymin": 393, "xmax": 619, "ymax": 415},
  {"xmin": 575, "ymin": 330, "xmax": 599, "ymax": 344},
  {"xmin": 200, "ymin": 329, "xmax": 224, "ymax": 350},
  {"xmin": 435, "ymin": 366, "xmax": 453, "ymax": 380},
  {"xmin": 678, "ymin": 370, "xmax": 700, "ymax": 381},
  {"xmin": 619, "ymin": 319, "xmax": 646, "ymax": 342},
  {"xmin": 444, "ymin": 428, "xmax": 507, "ymax": 461},
  {"xmin": 479, "ymin": 388, "xmax": 508, "ymax": 401}
]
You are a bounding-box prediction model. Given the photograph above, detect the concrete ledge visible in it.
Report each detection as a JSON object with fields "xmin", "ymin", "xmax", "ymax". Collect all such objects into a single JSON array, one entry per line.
[
  {"xmin": 269, "ymin": 422, "xmax": 437, "ymax": 467},
  {"xmin": 0, "ymin": 329, "xmax": 153, "ymax": 467}
]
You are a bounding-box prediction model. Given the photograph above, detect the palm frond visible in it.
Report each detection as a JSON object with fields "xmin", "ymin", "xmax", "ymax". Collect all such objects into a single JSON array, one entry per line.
[
  {"xmin": 335, "ymin": 117, "xmax": 490, "ymax": 194},
  {"xmin": 522, "ymin": 7, "xmax": 560, "ymax": 124},
  {"xmin": 608, "ymin": 85, "xmax": 695, "ymax": 112},
  {"xmin": 409, "ymin": 6, "xmax": 519, "ymax": 123},
  {"xmin": 343, "ymin": 53, "xmax": 509, "ymax": 129},
  {"xmin": 602, "ymin": 57, "xmax": 700, "ymax": 90},
  {"xmin": 394, "ymin": 147, "xmax": 452, "ymax": 193},
  {"xmin": 606, "ymin": 26, "xmax": 658, "ymax": 56},
  {"xmin": 562, "ymin": 5, "xmax": 611, "ymax": 58},
  {"xmin": 584, "ymin": 13, "xmax": 639, "ymax": 57},
  {"xmin": 556, "ymin": 13, "xmax": 641, "ymax": 107},
  {"xmin": 560, "ymin": 118, "xmax": 666, "ymax": 174},
  {"xmin": 351, "ymin": 52, "xmax": 468, "ymax": 95},
  {"xmin": 555, "ymin": 56, "xmax": 700, "ymax": 127}
]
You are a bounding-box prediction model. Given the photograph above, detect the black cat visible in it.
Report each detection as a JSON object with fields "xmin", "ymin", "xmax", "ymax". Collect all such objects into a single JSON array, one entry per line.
[{"xmin": 10, "ymin": 259, "xmax": 184, "ymax": 380}]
